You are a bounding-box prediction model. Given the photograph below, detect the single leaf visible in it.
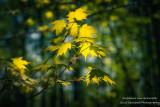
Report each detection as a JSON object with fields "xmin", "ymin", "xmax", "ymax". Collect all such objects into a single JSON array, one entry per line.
[
  {"xmin": 79, "ymin": 42, "xmax": 107, "ymax": 60},
  {"xmin": 79, "ymin": 42, "xmax": 91, "ymax": 61},
  {"xmin": 78, "ymin": 24, "xmax": 97, "ymax": 38},
  {"xmin": 86, "ymin": 68, "xmax": 116, "ymax": 86},
  {"xmin": 67, "ymin": 7, "xmax": 88, "ymax": 22},
  {"xmin": 67, "ymin": 22, "xmax": 79, "ymax": 38},
  {"xmin": 50, "ymin": 20, "xmax": 66, "ymax": 35},
  {"xmin": 48, "ymin": 42, "xmax": 72, "ymax": 56},
  {"xmin": 57, "ymin": 42, "xmax": 72, "ymax": 56},
  {"xmin": 11, "ymin": 57, "xmax": 30, "ymax": 70}
]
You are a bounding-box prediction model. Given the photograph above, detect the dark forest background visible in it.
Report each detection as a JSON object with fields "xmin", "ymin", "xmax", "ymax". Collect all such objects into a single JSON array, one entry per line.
[{"xmin": 0, "ymin": 0, "xmax": 160, "ymax": 107}]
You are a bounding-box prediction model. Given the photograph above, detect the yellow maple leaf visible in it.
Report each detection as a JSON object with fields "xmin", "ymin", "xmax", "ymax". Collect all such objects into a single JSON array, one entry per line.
[
  {"xmin": 67, "ymin": 22, "xmax": 79, "ymax": 38},
  {"xmin": 79, "ymin": 24, "xmax": 97, "ymax": 38},
  {"xmin": 79, "ymin": 42, "xmax": 106, "ymax": 61},
  {"xmin": 50, "ymin": 20, "xmax": 66, "ymax": 35},
  {"xmin": 57, "ymin": 42, "xmax": 72, "ymax": 56},
  {"xmin": 11, "ymin": 57, "xmax": 30, "ymax": 70},
  {"xmin": 67, "ymin": 8, "xmax": 88, "ymax": 22},
  {"xmin": 79, "ymin": 42, "xmax": 91, "ymax": 61}
]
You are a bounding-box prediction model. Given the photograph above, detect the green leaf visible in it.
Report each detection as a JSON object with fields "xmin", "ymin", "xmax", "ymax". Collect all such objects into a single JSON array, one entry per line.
[{"xmin": 47, "ymin": 42, "xmax": 72, "ymax": 57}]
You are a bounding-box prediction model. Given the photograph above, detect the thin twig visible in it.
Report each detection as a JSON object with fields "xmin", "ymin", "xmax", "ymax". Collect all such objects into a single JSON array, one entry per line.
[
  {"xmin": 88, "ymin": 2, "xmax": 139, "ymax": 18},
  {"xmin": 25, "ymin": 84, "xmax": 49, "ymax": 101}
]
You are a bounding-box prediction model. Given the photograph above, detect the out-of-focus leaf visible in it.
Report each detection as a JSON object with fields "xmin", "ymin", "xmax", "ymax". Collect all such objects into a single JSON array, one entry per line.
[
  {"xmin": 67, "ymin": 7, "xmax": 88, "ymax": 22},
  {"xmin": 57, "ymin": 80, "xmax": 70, "ymax": 86},
  {"xmin": 11, "ymin": 57, "xmax": 30, "ymax": 70},
  {"xmin": 33, "ymin": 64, "xmax": 52, "ymax": 72}
]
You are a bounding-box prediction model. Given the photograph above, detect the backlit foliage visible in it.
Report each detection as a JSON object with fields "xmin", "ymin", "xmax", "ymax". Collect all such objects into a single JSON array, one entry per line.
[{"xmin": 5, "ymin": 7, "xmax": 116, "ymax": 94}]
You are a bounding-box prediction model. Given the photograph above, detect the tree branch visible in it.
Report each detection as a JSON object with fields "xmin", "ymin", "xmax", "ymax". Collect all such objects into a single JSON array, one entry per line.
[{"xmin": 88, "ymin": 2, "xmax": 139, "ymax": 18}]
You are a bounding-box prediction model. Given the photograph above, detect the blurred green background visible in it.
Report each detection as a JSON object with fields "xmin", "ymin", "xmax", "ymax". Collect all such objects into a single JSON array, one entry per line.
[{"xmin": 0, "ymin": 0, "xmax": 160, "ymax": 107}]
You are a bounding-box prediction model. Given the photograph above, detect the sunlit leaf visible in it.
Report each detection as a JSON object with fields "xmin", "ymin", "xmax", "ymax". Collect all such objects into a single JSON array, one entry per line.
[
  {"xmin": 79, "ymin": 42, "xmax": 91, "ymax": 61},
  {"xmin": 78, "ymin": 24, "xmax": 97, "ymax": 38},
  {"xmin": 11, "ymin": 57, "xmax": 30, "ymax": 71},
  {"xmin": 57, "ymin": 42, "xmax": 72, "ymax": 56},
  {"xmin": 67, "ymin": 22, "xmax": 79, "ymax": 38},
  {"xmin": 50, "ymin": 20, "xmax": 67, "ymax": 35},
  {"xmin": 67, "ymin": 7, "xmax": 88, "ymax": 22},
  {"xmin": 79, "ymin": 42, "xmax": 107, "ymax": 60},
  {"xmin": 47, "ymin": 42, "xmax": 72, "ymax": 56}
]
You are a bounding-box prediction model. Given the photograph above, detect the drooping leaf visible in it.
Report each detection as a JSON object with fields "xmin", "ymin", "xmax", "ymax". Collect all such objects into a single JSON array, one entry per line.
[
  {"xmin": 67, "ymin": 22, "xmax": 79, "ymax": 38},
  {"xmin": 33, "ymin": 64, "xmax": 52, "ymax": 72},
  {"xmin": 50, "ymin": 20, "xmax": 66, "ymax": 35},
  {"xmin": 79, "ymin": 42, "xmax": 91, "ymax": 61},
  {"xmin": 67, "ymin": 7, "xmax": 88, "ymax": 22},
  {"xmin": 11, "ymin": 57, "xmax": 30, "ymax": 70},
  {"xmin": 78, "ymin": 24, "xmax": 97, "ymax": 38},
  {"xmin": 86, "ymin": 68, "xmax": 116, "ymax": 86}
]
